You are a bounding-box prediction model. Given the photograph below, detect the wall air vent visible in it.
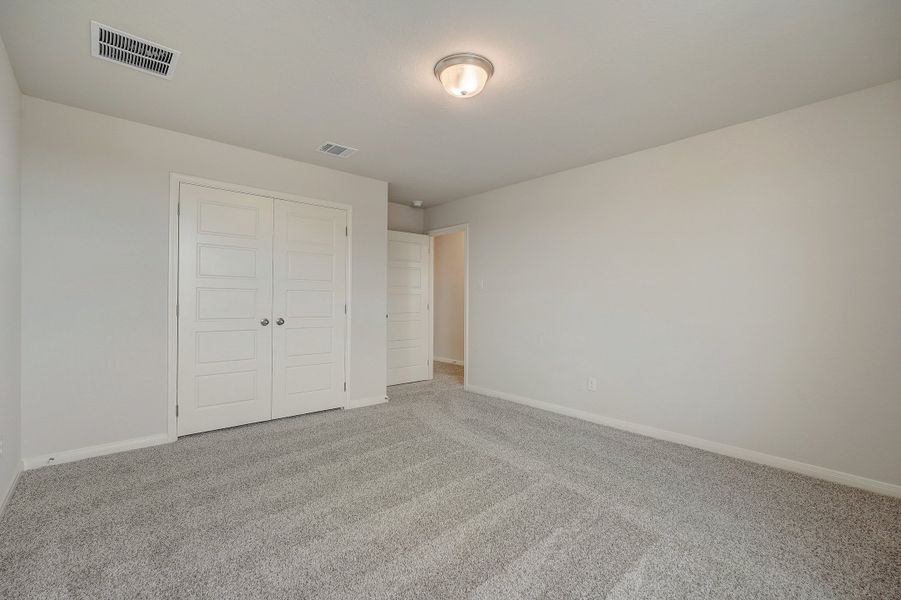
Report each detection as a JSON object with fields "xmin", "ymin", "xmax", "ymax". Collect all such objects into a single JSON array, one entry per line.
[
  {"xmin": 90, "ymin": 21, "xmax": 180, "ymax": 79},
  {"xmin": 317, "ymin": 142, "xmax": 358, "ymax": 158}
]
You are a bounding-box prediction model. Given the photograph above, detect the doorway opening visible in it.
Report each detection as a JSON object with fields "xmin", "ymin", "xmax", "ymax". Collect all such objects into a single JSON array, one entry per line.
[
  {"xmin": 386, "ymin": 224, "xmax": 468, "ymax": 389},
  {"xmin": 429, "ymin": 225, "xmax": 468, "ymax": 388}
]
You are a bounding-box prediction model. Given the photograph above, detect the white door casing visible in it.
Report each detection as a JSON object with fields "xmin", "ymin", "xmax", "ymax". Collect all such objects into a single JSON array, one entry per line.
[
  {"xmin": 272, "ymin": 200, "xmax": 348, "ymax": 418},
  {"xmin": 177, "ymin": 183, "xmax": 274, "ymax": 435},
  {"xmin": 387, "ymin": 230, "xmax": 431, "ymax": 385}
]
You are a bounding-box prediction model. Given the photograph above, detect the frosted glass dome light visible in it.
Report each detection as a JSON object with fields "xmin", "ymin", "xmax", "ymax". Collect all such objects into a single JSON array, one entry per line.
[{"xmin": 434, "ymin": 53, "xmax": 494, "ymax": 98}]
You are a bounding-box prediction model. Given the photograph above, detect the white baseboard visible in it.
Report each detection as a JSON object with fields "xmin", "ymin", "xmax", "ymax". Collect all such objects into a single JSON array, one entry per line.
[
  {"xmin": 22, "ymin": 433, "xmax": 170, "ymax": 471},
  {"xmin": 434, "ymin": 357, "xmax": 464, "ymax": 366},
  {"xmin": 1, "ymin": 465, "xmax": 22, "ymax": 517},
  {"xmin": 465, "ymin": 384, "xmax": 901, "ymax": 499},
  {"xmin": 346, "ymin": 395, "xmax": 389, "ymax": 410}
]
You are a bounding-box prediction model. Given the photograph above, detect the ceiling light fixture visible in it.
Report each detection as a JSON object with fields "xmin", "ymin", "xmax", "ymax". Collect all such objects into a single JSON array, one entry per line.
[{"xmin": 434, "ymin": 53, "xmax": 494, "ymax": 98}]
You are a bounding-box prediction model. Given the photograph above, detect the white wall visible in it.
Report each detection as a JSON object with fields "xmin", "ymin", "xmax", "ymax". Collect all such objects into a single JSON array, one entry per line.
[
  {"xmin": 387, "ymin": 201, "xmax": 424, "ymax": 234},
  {"xmin": 433, "ymin": 231, "xmax": 465, "ymax": 363},
  {"xmin": 20, "ymin": 97, "xmax": 388, "ymax": 461},
  {"xmin": 0, "ymin": 34, "xmax": 21, "ymax": 505},
  {"xmin": 426, "ymin": 80, "xmax": 901, "ymax": 488}
]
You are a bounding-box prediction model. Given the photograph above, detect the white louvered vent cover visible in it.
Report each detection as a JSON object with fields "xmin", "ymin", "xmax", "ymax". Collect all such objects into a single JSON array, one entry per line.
[
  {"xmin": 317, "ymin": 142, "xmax": 359, "ymax": 158},
  {"xmin": 90, "ymin": 21, "xmax": 180, "ymax": 79}
]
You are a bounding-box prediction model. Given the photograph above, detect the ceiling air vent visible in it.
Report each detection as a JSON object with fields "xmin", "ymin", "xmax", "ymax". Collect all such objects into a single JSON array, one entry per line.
[
  {"xmin": 90, "ymin": 21, "xmax": 180, "ymax": 79},
  {"xmin": 317, "ymin": 142, "xmax": 358, "ymax": 158}
]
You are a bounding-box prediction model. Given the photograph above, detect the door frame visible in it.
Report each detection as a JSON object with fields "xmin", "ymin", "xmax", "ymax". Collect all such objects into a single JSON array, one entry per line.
[
  {"xmin": 167, "ymin": 173, "xmax": 353, "ymax": 442},
  {"xmin": 427, "ymin": 223, "xmax": 469, "ymax": 389}
]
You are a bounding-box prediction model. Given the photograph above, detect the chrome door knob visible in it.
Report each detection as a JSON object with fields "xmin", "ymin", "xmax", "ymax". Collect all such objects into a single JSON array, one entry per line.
[
  {"xmin": 260, "ymin": 318, "xmax": 270, "ymax": 326},
  {"xmin": 276, "ymin": 318, "xmax": 285, "ymax": 326}
]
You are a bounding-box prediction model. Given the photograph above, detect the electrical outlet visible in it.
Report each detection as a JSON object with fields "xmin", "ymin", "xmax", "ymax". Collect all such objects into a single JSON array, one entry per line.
[{"xmin": 587, "ymin": 376, "xmax": 597, "ymax": 392}]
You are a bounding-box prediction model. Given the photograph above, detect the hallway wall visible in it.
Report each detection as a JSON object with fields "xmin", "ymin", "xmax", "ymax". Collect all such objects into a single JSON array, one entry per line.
[{"xmin": 433, "ymin": 231, "xmax": 465, "ymax": 364}]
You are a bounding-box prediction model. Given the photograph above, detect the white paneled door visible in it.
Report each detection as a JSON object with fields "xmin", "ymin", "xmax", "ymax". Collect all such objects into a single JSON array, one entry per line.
[
  {"xmin": 387, "ymin": 231, "xmax": 432, "ymax": 385},
  {"xmin": 272, "ymin": 200, "xmax": 347, "ymax": 418},
  {"xmin": 177, "ymin": 184, "xmax": 274, "ymax": 435},
  {"xmin": 177, "ymin": 183, "xmax": 348, "ymax": 436}
]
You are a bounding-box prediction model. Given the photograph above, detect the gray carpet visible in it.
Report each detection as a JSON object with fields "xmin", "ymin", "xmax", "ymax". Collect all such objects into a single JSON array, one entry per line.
[{"xmin": 1, "ymin": 363, "xmax": 899, "ymax": 599}]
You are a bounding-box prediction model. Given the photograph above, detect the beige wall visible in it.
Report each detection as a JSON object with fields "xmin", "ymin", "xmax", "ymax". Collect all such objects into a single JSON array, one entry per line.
[
  {"xmin": 0, "ymin": 33, "xmax": 21, "ymax": 506},
  {"xmin": 387, "ymin": 202, "xmax": 424, "ymax": 234},
  {"xmin": 426, "ymin": 80, "xmax": 901, "ymax": 488},
  {"xmin": 20, "ymin": 97, "xmax": 389, "ymax": 461},
  {"xmin": 433, "ymin": 231, "xmax": 465, "ymax": 363}
]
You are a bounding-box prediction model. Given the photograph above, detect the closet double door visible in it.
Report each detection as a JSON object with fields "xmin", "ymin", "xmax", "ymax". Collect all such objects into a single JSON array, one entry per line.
[{"xmin": 177, "ymin": 183, "xmax": 347, "ymax": 436}]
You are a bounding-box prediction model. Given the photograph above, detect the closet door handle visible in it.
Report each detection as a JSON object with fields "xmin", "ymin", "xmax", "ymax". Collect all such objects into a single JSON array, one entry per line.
[
  {"xmin": 260, "ymin": 318, "xmax": 270, "ymax": 326},
  {"xmin": 276, "ymin": 318, "xmax": 285, "ymax": 326}
]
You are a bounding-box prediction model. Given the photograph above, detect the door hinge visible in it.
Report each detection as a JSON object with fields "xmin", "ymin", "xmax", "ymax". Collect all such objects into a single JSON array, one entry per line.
[
  {"xmin": 175, "ymin": 304, "xmax": 179, "ymax": 317},
  {"xmin": 345, "ymin": 226, "xmax": 348, "ymax": 237},
  {"xmin": 175, "ymin": 404, "xmax": 179, "ymax": 417},
  {"xmin": 343, "ymin": 382, "xmax": 347, "ymax": 391}
]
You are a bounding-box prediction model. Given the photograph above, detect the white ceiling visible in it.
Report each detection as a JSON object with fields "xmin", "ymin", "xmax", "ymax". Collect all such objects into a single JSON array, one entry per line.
[{"xmin": 2, "ymin": 1, "xmax": 900, "ymax": 206}]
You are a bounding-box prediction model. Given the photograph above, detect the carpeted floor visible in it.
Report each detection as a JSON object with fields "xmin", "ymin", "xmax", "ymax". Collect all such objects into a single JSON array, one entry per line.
[{"xmin": 1, "ymin": 362, "xmax": 899, "ymax": 599}]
